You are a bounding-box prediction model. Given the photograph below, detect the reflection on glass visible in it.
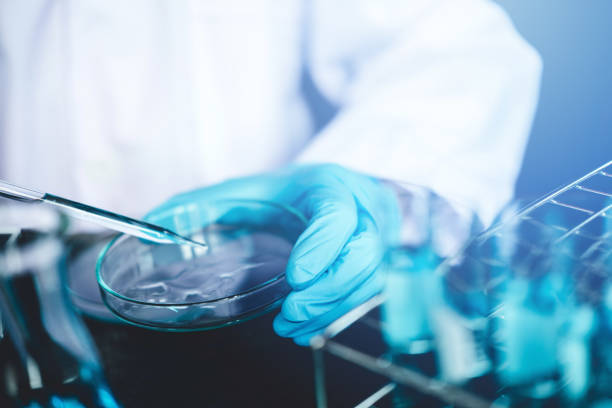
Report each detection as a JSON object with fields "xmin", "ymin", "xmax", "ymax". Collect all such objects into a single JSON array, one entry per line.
[
  {"xmin": 0, "ymin": 204, "xmax": 119, "ymax": 407},
  {"xmin": 97, "ymin": 199, "xmax": 306, "ymax": 331}
]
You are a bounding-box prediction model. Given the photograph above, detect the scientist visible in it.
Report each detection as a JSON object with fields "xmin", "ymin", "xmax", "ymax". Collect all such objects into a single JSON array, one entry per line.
[{"xmin": 0, "ymin": 0, "xmax": 541, "ymax": 344}]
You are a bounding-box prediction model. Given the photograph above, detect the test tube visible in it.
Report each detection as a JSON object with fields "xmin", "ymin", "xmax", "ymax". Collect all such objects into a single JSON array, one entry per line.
[
  {"xmin": 382, "ymin": 190, "xmax": 438, "ymax": 354},
  {"xmin": 381, "ymin": 190, "xmax": 442, "ymax": 406},
  {"xmin": 593, "ymin": 281, "xmax": 612, "ymax": 401},
  {"xmin": 431, "ymin": 238, "xmax": 495, "ymax": 396},
  {"xmin": 591, "ymin": 203, "xmax": 612, "ymax": 402},
  {"xmin": 491, "ymin": 209, "xmax": 577, "ymax": 406}
]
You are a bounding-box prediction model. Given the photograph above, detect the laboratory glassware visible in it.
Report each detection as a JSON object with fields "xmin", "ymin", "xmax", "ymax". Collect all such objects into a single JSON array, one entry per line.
[
  {"xmin": 381, "ymin": 188, "xmax": 445, "ymax": 407},
  {"xmin": 311, "ymin": 160, "xmax": 612, "ymax": 408},
  {"xmin": 0, "ymin": 179, "xmax": 207, "ymax": 248},
  {"xmin": 65, "ymin": 233, "xmax": 120, "ymax": 322},
  {"xmin": 0, "ymin": 202, "xmax": 119, "ymax": 407},
  {"xmin": 97, "ymin": 199, "xmax": 307, "ymax": 331}
]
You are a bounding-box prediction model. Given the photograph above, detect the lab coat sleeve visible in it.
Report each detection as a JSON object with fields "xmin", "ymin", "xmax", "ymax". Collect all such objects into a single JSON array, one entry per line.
[{"xmin": 296, "ymin": 0, "xmax": 542, "ymax": 225}]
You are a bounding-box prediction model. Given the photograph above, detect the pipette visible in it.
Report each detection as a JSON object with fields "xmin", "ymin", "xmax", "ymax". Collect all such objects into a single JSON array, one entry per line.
[{"xmin": 0, "ymin": 179, "xmax": 207, "ymax": 249}]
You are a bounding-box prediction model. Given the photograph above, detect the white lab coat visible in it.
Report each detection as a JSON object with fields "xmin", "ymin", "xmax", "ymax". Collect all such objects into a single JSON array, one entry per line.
[{"xmin": 0, "ymin": 0, "xmax": 541, "ymax": 225}]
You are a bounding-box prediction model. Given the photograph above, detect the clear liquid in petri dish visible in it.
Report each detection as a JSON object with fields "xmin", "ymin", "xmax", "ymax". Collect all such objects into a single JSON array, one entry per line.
[
  {"xmin": 98, "ymin": 200, "xmax": 306, "ymax": 329},
  {"xmin": 111, "ymin": 229, "xmax": 294, "ymax": 305}
]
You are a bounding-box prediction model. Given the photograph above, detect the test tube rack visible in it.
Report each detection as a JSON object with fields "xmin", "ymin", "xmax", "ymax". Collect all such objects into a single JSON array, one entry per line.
[{"xmin": 311, "ymin": 160, "xmax": 612, "ymax": 408}]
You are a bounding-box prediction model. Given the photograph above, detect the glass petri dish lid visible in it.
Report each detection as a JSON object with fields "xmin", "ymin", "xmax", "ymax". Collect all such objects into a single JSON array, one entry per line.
[{"xmin": 96, "ymin": 199, "xmax": 307, "ymax": 331}]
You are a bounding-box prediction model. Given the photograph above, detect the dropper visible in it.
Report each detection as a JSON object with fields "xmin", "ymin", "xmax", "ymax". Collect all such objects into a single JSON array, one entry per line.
[{"xmin": 0, "ymin": 179, "xmax": 208, "ymax": 249}]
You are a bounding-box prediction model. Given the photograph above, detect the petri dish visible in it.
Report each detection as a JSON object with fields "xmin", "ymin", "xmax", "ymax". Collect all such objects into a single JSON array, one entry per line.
[
  {"xmin": 96, "ymin": 199, "xmax": 307, "ymax": 331},
  {"xmin": 65, "ymin": 233, "xmax": 122, "ymax": 323}
]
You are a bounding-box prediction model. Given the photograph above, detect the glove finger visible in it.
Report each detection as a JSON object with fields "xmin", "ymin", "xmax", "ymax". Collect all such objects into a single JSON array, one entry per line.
[
  {"xmin": 335, "ymin": 170, "xmax": 401, "ymax": 245},
  {"xmin": 286, "ymin": 185, "xmax": 358, "ymax": 290},
  {"xmin": 280, "ymin": 213, "xmax": 383, "ymax": 322},
  {"xmin": 273, "ymin": 268, "xmax": 385, "ymax": 345}
]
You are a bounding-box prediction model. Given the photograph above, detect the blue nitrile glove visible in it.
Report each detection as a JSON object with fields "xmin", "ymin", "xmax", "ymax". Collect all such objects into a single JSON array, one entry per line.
[{"xmin": 144, "ymin": 164, "xmax": 400, "ymax": 345}]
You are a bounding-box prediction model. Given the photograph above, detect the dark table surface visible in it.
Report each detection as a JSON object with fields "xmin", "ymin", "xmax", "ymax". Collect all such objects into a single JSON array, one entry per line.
[
  {"xmin": 84, "ymin": 312, "xmax": 317, "ymax": 408},
  {"xmin": 65, "ymin": 233, "xmax": 319, "ymax": 407},
  {"xmin": 1, "ymin": 234, "xmax": 387, "ymax": 408}
]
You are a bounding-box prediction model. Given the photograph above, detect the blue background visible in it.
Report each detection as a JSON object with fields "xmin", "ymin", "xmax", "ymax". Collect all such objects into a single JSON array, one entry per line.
[{"xmin": 494, "ymin": 0, "xmax": 612, "ymax": 198}]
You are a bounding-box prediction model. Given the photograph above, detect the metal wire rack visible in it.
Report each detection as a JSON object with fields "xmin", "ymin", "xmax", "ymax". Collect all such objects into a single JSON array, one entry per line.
[
  {"xmin": 311, "ymin": 160, "xmax": 612, "ymax": 408},
  {"xmin": 486, "ymin": 161, "xmax": 611, "ymax": 247},
  {"xmin": 476, "ymin": 161, "xmax": 612, "ymax": 304}
]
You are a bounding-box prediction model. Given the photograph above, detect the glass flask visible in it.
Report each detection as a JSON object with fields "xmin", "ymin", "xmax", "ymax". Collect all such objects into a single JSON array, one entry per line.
[{"xmin": 0, "ymin": 202, "xmax": 119, "ymax": 407}]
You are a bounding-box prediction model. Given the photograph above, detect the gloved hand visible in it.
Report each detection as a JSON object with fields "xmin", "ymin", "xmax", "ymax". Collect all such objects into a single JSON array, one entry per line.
[{"xmin": 144, "ymin": 164, "xmax": 400, "ymax": 345}]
